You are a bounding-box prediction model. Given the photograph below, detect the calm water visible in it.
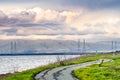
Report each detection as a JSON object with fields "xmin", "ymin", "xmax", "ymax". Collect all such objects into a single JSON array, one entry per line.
[{"xmin": 0, "ymin": 55, "xmax": 79, "ymax": 74}]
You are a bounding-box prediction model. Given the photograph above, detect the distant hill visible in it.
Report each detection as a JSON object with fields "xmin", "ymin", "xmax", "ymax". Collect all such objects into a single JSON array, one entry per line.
[{"xmin": 0, "ymin": 39, "xmax": 119, "ymax": 54}]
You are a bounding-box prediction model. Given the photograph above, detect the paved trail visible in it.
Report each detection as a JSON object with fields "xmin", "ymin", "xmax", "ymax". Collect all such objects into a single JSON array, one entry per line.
[{"xmin": 35, "ymin": 59, "xmax": 112, "ymax": 80}]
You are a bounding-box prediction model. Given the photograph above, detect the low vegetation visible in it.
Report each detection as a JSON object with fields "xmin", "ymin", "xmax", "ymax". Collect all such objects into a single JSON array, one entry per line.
[
  {"xmin": 1, "ymin": 53, "xmax": 117, "ymax": 80},
  {"xmin": 74, "ymin": 53, "xmax": 120, "ymax": 80}
]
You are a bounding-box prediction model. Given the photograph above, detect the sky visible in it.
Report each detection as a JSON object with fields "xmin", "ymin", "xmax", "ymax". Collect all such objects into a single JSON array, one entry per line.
[{"xmin": 0, "ymin": 0, "xmax": 120, "ymax": 40}]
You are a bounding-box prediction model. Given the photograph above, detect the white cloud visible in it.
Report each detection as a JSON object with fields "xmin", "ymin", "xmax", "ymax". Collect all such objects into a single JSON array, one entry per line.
[{"xmin": 0, "ymin": 7, "xmax": 120, "ymax": 40}]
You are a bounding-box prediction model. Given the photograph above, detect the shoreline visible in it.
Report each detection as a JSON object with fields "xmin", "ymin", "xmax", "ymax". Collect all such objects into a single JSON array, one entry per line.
[
  {"xmin": 0, "ymin": 55, "xmax": 84, "ymax": 79},
  {"xmin": 0, "ymin": 73, "xmax": 12, "ymax": 79},
  {"xmin": 0, "ymin": 55, "xmax": 80, "ymax": 75}
]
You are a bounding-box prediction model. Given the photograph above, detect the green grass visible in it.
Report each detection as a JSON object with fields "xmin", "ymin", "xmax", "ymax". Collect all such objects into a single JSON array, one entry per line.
[
  {"xmin": 74, "ymin": 53, "xmax": 120, "ymax": 80},
  {"xmin": 1, "ymin": 63, "xmax": 60, "ymax": 80},
  {"xmin": 1, "ymin": 53, "xmax": 114, "ymax": 80}
]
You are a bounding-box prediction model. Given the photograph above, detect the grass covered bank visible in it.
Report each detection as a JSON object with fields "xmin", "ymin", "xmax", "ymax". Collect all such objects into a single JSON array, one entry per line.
[
  {"xmin": 1, "ymin": 53, "xmax": 114, "ymax": 80},
  {"xmin": 74, "ymin": 53, "xmax": 120, "ymax": 80}
]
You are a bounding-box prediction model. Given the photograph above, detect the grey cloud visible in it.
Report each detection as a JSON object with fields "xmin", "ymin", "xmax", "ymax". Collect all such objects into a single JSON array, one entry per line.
[
  {"xmin": 17, "ymin": 23, "xmax": 60, "ymax": 27},
  {"xmin": 0, "ymin": 24, "xmax": 4, "ymax": 26},
  {"xmin": 15, "ymin": 11, "xmax": 35, "ymax": 22},
  {"xmin": 0, "ymin": 9, "xmax": 65, "ymax": 28},
  {"xmin": 84, "ymin": 22, "xmax": 109, "ymax": 27},
  {"xmin": 93, "ymin": 23, "xmax": 108, "ymax": 27},
  {"xmin": 15, "ymin": 34, "xmax": 29, "ymax": 36},
  {"xmin": 35, "ymin": 27, "xmax": 107, "ymax": 36},
  {"xmin": 16, "ymin": 22, "xmax": 64, "ymax": 31},
  {"xmin": 60, "ymin": 0, "xmax": 120, "ymax": 10},
  {"xmin": 2, "ymin": 28, "xmax": 18, "ymax": 33},
  {"xmin": 0, "ymin": 11, "xmax": 9, "ymax": 25},
  {"xmin": 1, "ymin": 28, "xmax": 18, "ymax": 36},
  {"xmin": 77, "ymin": 30, "xmax": 107, "ymax": 35},
  {"xmin": 1, "ymin": 0, "xmax": 120, "ymax": 10},
  {"xmin": 0, "ymin": 10, "xmax": 35, "ymax": 26},
  {"xmin": 84, "ymin": 23, "xmax": 92, "ymax": 27}
]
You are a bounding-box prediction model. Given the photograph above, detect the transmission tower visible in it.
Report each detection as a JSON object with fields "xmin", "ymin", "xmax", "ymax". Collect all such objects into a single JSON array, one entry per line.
[
  {"xmin": 78, "ymin": 39, "xmax": 80, "ymax": 52},
  {"xmin": 10, "ymin": 40, "xmax": 17, "ymax": 54},
  {"xmin": 11, "ymin": 41, "xmax": 13, "ymax": 54},
  {"xmin": 83, "ymin": 39, "xmax": 86, "ymax": 53}
]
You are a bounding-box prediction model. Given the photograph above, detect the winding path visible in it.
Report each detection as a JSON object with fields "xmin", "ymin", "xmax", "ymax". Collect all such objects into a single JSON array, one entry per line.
[{"xmin": 35, "ymin": 59, "xmax": 112, "ymax": 80}]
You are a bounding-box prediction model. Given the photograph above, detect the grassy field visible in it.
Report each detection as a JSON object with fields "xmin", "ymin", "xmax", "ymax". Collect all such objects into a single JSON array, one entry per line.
[
  {"xmin": 74, "ymin": 53, "xmax": 120, "ymax": 80},
  {"xmin": 1, "ymin": 53, "xmax": 116, "ymax": 80}
]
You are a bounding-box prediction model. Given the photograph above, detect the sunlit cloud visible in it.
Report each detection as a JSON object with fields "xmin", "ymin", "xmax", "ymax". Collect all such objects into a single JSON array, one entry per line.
[{"xmin": 0, "ymin": 3, "xmax": 120, "ymax": 40}]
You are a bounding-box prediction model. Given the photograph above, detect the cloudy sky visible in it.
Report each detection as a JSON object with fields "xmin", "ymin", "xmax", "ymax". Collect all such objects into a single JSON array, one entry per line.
[{"xmin": 0, "ymin": 0, "xmax": 120, "ymax": 40}]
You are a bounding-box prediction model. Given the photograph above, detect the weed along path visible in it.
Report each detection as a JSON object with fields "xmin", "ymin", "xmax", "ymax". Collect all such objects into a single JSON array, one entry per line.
[{"xmin": 35, "ymin": 59, "xmax": 112, "ymax": 80}]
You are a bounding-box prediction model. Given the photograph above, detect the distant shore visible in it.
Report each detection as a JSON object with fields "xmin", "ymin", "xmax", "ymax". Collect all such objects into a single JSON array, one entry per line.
[{"xmin": 0, "ymin": 53, "xmax": 83, "ymax": 56}]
